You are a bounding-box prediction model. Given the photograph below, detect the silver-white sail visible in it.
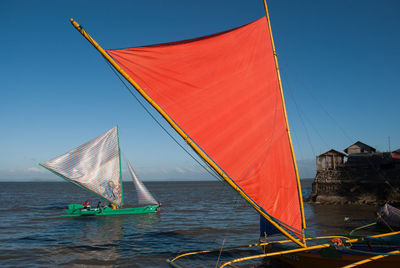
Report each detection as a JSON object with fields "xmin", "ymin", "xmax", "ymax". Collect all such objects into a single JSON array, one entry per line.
[
  {"xmin": 41, "ymin": 127, "xmax": 123, "ymax": 206},
  {"xmin": 127, "ymin": 160, "xmax": 157, "ymax": 206}
]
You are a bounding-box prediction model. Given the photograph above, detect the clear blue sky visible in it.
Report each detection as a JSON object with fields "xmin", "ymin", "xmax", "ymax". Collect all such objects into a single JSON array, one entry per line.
[{"xmin": 1, "ymin": 0, "xmax": 399, "ymax": 181}]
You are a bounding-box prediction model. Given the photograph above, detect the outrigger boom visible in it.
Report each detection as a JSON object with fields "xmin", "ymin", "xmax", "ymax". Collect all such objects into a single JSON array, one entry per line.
[{"xmin": 167, "ymin": 231, "xmax": 400, "ymax": 267}]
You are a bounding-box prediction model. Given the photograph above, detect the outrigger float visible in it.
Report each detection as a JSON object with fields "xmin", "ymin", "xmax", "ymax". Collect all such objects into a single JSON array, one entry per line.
[
  {"xmin": 68, "ymin": 0, "xmax": 400, "ymax": 266},
  {"xmin": 41, "ymin": 127, "xmax": 159, "ymax": 217}
]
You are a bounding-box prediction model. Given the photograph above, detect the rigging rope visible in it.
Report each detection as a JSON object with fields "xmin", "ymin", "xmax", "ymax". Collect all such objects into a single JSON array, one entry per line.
[
  {"xmin": 280, "ymin": 59, "xmax": 354, "ymax": 144},
  {"xmin": 280, "ymin": 58, "xmax": 400, "ymax": 197},
  {"xmin": 282, "ymin": 72, "xmax": 317, "ymax": 157}
]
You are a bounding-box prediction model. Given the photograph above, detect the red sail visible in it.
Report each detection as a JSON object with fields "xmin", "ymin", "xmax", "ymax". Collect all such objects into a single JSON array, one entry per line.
[{"xmin": 107, "ymin": 17, "xmax": 303, "ymax": 235}]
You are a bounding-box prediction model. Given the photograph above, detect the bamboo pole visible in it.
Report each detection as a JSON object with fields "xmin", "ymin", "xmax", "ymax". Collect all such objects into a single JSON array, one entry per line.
[
  {"xmin": 342, "ymin": 249, "xmax": 400, "ymax": 268},
  {"xmin": 69, "ymin": 18, "xmax": 305, "ymax": 248},
  {"xmin": 262, "ymin": 0, "xmax": 306, "ymax": 242},
  {"xmin": 169, "ymin": 232, "xmax": 400, "ymax": 267},
  {"xmin": 219, "ymin": 243, "xmax": 332, "ymax": 268},
  {"xmin": 169, "ymin": 235, "xmax": 351, "ymax": 264},
  {"xmin": 346, "ymin": 230, "xmax": 400, "ymax": 243},
  {"xmin": 169, "ymin": 241, "xmax": 269, "ymax": 263},
  {"xmin": 219, "ymin": 232, "xmax": 400, "ymax": 268}
]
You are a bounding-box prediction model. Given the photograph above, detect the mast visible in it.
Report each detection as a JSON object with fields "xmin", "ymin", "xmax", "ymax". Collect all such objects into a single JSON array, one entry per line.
[
  {"xmin": 263, "ymin": 0, "xmax": 306, "ymax": 244},
  {"xmin": 117, "ymin": 126, "xmax": 123, "ymax": 208},
  {"xmin": 70, "ymin": 18, "xmax": 306, "ymax": 248}
]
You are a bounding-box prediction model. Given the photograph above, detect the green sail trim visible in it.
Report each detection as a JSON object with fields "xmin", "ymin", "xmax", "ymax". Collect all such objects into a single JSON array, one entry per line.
[{"xmin": 117, "ymin": 125, "xmax": 124, "ymax": 207}]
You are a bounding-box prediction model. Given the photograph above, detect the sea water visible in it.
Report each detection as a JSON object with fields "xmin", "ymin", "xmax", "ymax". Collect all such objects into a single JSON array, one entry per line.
[{"xmin": 0, "ymin": 180, "xmax": 381, "ymax": 267}]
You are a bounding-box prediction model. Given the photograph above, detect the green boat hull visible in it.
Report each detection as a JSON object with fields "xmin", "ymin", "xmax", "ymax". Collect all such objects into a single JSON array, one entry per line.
[{"xmin": 60, "ymin": 204, "xmax": 159, "ymax": 217}]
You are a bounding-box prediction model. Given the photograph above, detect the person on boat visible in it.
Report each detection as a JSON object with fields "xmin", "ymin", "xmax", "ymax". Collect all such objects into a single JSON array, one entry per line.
[
  {"xmin": 97, "ymin": 201, "xmax": 103, "ymax": 211},
  {"xmin": 112, "ymin": 183, "xmax": 121, "ymax": 200},
  {"xmin": 108, "ymin": 202, "xmax": 117, "ymax": 210},
  {"xmin": 83, "ymin": 200, "xmax": 90, "ymax": 209}
]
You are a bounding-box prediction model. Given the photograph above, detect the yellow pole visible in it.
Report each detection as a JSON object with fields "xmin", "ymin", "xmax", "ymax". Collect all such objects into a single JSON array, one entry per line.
[
  {"xmin": 169, "ymin": 235, "xmax": 351, "ymax": 264},
  {"xmin": 168, "ymin": 231, "xmax": 400, "ymax": 267},
  {"xmin": 169, "ymin": 231, "xmax": 400, "ymax": 267},
  {"xmin": 220, "ymin": 243, "xmax": 332, "ymax": 268},
  {"xmin": 263, "ymin": 0, "xmax": 307, "ymax": 242},
  {"xmin": 346, "ymin": 230, "xmax": 400, "ymax": 244},
  {"xmin": 343, "ymin": 249, "xmax": 400, "ymax": 268},
  {"xmin": 70, "ymin": 18, "xmax": 305, "ymax": 248},
  {"xmin": 169, "ymin": 241, "xmax": 268, "ymax": 263}
]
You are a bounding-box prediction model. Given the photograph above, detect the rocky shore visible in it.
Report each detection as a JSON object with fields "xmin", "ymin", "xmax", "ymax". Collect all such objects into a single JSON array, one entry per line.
[{"xmin": 307, "ymin": 167, "xmax": 400, "ymax": 205}]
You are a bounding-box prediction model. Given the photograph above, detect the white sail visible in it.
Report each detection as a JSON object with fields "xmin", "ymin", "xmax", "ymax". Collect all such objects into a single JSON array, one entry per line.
[
  {"xmin": 126, "ymin": 160, "xmax": 158, "ymax": 206},
  {"xmin": 41, "ymin": 127, "xmax": 123, "ymax": 206}
]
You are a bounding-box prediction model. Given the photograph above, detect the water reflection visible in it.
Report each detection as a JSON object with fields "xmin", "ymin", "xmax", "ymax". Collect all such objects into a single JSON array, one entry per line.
[
  {"xmin": 43, "ymin": 213, "xmax": 160, "ymax": 265},
  {"xmin": 0, "ymin": 181, "xmax": 390, "ymax": 267}
]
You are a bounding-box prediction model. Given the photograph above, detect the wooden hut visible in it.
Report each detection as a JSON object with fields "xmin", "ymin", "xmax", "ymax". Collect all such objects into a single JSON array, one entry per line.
[
  {"xmin": 316, "ymin": 149, "xmax": 347, "ymax": 171},
  {"xmin": 344, "ymin": 141, "xmax": 376, "ymax": 155}
]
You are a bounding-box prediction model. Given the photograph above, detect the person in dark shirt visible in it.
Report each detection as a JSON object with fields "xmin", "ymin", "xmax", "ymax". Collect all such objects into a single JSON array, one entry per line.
[{"xmin": 97, "ymin": 201, "xmax": 103, "ymax": 212}]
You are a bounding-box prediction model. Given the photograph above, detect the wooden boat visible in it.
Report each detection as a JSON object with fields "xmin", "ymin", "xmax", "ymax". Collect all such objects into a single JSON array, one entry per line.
[
  {"xmin": 41, "ymin": 126, "xmax": 159, "ymax": 217},
  {"xmin": 60, "ymin": 204, "xmax": 159, "ymax": 217},
  {"xmin": 68, "ymin": 0, "xmax": 400, "ymax": 266}
]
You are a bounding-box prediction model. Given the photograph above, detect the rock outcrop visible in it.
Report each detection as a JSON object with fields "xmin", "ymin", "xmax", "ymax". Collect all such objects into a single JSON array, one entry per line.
[
  {"xmin": 307, "ymin": 166, "xmax": 400, "ymax": 205},
  {"xmin": 307, "ymin": 143, "xmax": 400, "ymax": 205}
]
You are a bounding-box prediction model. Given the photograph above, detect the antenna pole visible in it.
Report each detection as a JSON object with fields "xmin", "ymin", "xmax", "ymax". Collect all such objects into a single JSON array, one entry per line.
[{"xmin": 70, "ymin": 18, "xmax": 305, "ymax": 248}]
